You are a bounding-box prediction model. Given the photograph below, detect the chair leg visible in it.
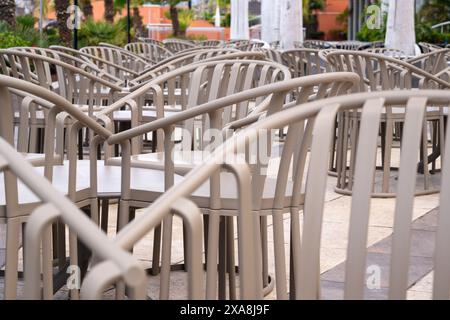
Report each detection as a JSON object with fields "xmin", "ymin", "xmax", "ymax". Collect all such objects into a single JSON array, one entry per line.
[
  {"xmin": 226, "ymin": 216, "xmax": 236, "ymax": 300},
  {"xmin": 42, "ymin": 225, "xmax": 53, "ymax": 300},
  {"xmin": 151, "ymin": 225, "xmax": 162, "ymax": 276},
  {"xmin": 100, "ymin": 199, "xmax": 109, "ymax": 233},
  {"xmin": 218, "ymin": 216, "xmax": 227, "ymax": 300},
  {"xmin": 159, "ymin": 214, "xmax": 173, "ymax": 300},
  {"xmin": 4, "ymin": 218, "xmax": 21, "ymax": 299}
]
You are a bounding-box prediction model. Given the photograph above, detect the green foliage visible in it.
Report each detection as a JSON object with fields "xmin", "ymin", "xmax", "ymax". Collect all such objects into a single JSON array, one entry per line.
[
  {"xmin": 16, "ymin": 14, "xmax": 35, "ymax": 29},
  {"xmin": 178, "ymin": 9, "xmax": 193, "ymax": 33},
  {"xmin": 164, "ymin": 8, "xmax": 193, "ymax": 36},
  {"xmin": 0, "ymin": 32, "xmax": 29, "ymax": 48},
  {"xmin": 356, "ymin": 18, "xmax": 386, "ymax": 42},
  {"xmin": 418, "ymin": 0, "xmax": 450, "ymax": 25},
  {"xmin": 77, "ymin": 18, "xmax": 129, "ymax": 47},
  {"xmin": 222, "ymin": 12, "xmax": 231, "ymax": 27},
  {"xmin": 0, "ymin": 15, "xmax": 56, "ymax": 48},
  {"xmin": 186, "ymin": 34, "xmax": 207, "ymax": 41},
  {"xmin": 356, "ymin": 0, "xmax": 385, "ymax": 41},
  {"xmin": 416, "ymin": 22, "xmax": 450, "ymax": 44}
]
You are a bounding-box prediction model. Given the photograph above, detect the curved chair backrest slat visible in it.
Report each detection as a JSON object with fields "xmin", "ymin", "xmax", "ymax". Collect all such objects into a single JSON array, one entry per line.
[
  {"xmin": 101, "ymin": 60, "xmax": 292, "ymax": 153},
  {"xmin": 11, "ymin": 46, "xmax": 123, "ymax": 85},
  {"xmin": 121, "ymin": 89, "xmax": 447, "ymax": 299},
  {"xmin": 125, "ymin": 42, "xmax": 173, "ymax": 63},
  {"xmin": 363, "ymin": 47, "xmax": 407, "ymax": 59},
  {"xmin": 419, "ymin": 42, "xmax": 443, "ymax": 53},
  {"xmin": 137, "ymin": 37, "xmax": 164, "ymax": 46},
  {"xmin": 0, "ymin": 137, "xmax": 146, "ymax": 300},
  {"xmin": 80, "ymin": 46, "xmax": 152, "ymax": 75},
  {"xmin": 199, "ymin": 40, "xmax": 223, "ymax": 47},
  {"xmin": 162, "ymin": 39, "xmax": 197, "ymax": 53},
  {"xmin": 407, "ymin": 48, "xmax": 450, "ymax": 76},
  {"xmin": 0, "ymin": 49, "xmax": 122, "ymax": 109},
  {"xmin": 281, "ymin": 49, "xmax": 329, "ymax": 77},
  {"xmin": 131, "ymin": 50, "xmax": 265, "ymax": 86},
  {"xmin": 327, "ymin": 50, "xmax": 450, "ymax": 92}
]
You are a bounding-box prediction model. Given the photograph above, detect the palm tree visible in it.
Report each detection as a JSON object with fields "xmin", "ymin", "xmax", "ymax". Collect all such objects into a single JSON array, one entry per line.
[
  {"xmin": 80, "ymin": 0, "xmax": 93, "ymax": 18},
  {"xmin": 104, "ymin": 0, "xmax": 115, "ymax": 22},
  {"xmin": 54, "ymin": 0, "xmax": 72, "ymax": 46},
  {"xmin": 115, "ymin": 0, "xmax": 145, "ymax": 38},
  {"xmin": 149, "ymin": 0, "xmax": 184, "ymax": 38},
  {"xmin": 0, "ymin": 0, "xmax": 16, "ymax": 27}
]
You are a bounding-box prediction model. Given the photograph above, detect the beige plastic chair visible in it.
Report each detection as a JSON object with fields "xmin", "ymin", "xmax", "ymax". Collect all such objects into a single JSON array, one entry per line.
[
  {"xmin": 130, "ymin": 50, "xmax": 265, "ymax": 89},
  {"xmin": 281, "ymin": 49, "xmax": 328, "ymax": 77},
  {"xmin": 0, "ymin": 49, "xmax": 124, "ymax": 159},
  {"xmin": 228, "ymin": 89, "xmax": 450, "ymax": 299},
  {"xmin": 102, "ymin": 72, "xmax": 358, "ymax": 299},
  {"xmin": 80, "ymin": 46, "xmax": 152, "ymax": 75},
  {"xmin": 302, "ymin": 40, "xmax": 332, "ymax": 49},
  {"xmin": 357, "ymin": 41, "xmax": 385, "ymax": 51},
  {"xmin": 102, "ymin": 59, "xmax": 292, "ymax": 170},
  {"xmin": 163, "ymin": 39, "xmax": 197, "ymax": 53},
  {"xmin": 137, "ymin": 37, "xmax": 164, "ymax": 46},
  {"xmin": 331, "ymin": 41, "xmax": 364, "ymax": 50},
  {"xmin": 50, "ymin": 45, "xmax": 140, "ymax": 83},
  {"xmin": 98, "ymin": 42, "xmax": 158, "ymax": 65},
  {"xmin": 0, "ymin": 75, "xmax": 123, "ymax": 299},
  {"xmin": 407, "ymin": 48, "xmax": 450, "ymax": 77},
  {"xmin": 419, "ymin": 42, "xmax": 443, "ymax": 53},
  {"xmin": 223, "ymin": 40, "xmax": 264, "ymax": 51},
  {"xmin": 327, "ymin": 50, "xmax": 450, "ymax": 196},
  {"xmin": 133, "ymin": 48, "xmax": 240, "ymax": 78},
  {"xmin": 10, "ymin": 46, "xmax": 123, "ymax": 86},
  {"xmin": 1, "ymin": 70, "xmax": 357, "ymax": 299},
  {"xmin": 124, "ymin": 42, "xmax": 173, "ymax": 63},
  {"xmin": 261, "ymin": 49, "xmax": 283, "ymax": 64},
  {"xmin": 364, "ymin": 47, "xmax": 407, "ymax": 59},
  {"xmin": 0, "ymin": 49, "xmax": 123, "ymax": 109},
  {"xmin": 199, "ymin": 40, "xmax": 223, "ymax": 47},
  {"xmin": 0, "ymin": 138, "xmax": 147, "ymax": 300}
]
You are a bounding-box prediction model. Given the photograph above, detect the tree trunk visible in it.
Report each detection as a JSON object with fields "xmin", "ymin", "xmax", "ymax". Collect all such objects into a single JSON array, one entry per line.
[
  {"xmin": 104, "ymin": 0, "xmax": 115, "ymax": 23},
  {"xmin": 81, "ymin": 0, "xmax": 93, "ymax": 18},
  {"xmin": 55, "ymin": 0, "xmax": 72, "ymax": 46},
  {"xmin": 132, "ymin": 7, "xmax": 144, "ymax": 39},
  {"xmin": 0, "ymin": 0, "xmax": 16, "ymax": 27},
  {"xmin": 280, "ymin": 0, "xmax": 303, "ymax": 49},
  {"xmin": 170, "ymin": 4, "xmax": 180, "ymax": 37},
  {"xmin": 385, "ymin": 0, "xmax": 416, "ymax": 56}
]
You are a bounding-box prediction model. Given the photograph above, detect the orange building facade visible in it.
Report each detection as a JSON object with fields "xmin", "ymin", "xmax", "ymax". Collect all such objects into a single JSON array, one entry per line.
[{"xmin": 317, "ymin": 0, "xmax": 349, "ymax": 40}]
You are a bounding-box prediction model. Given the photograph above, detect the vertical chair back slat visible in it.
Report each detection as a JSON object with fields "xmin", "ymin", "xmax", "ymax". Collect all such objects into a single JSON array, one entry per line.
[
  {"xmin": 344, "ymin": 98, "xmax": 384, "ymax": 299},
  {"xmin": 298, "ymin": 103, "xmax": 342, "ymax": 299},
  {"xmin": 388, "ymin": 98, "xmax": 428, "ymax": 299},
  {"xmin": 433, "ymin": 101, "xmax": 450, "ymax": 299}
]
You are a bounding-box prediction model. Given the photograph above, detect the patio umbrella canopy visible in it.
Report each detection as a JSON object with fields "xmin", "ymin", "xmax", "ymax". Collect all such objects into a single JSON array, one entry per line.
[
  {"xmin": 385, "ymin": 0, "xmax": 416, "ymax": 55},
  {"xmin": 280, "ymin": 0, "xmax": 303, "ymax": 49},
  {"xmin": 261, "ymin": 0, "xmax": 280, "ymax": 44},
  {"xmin": 230, "ymin": 0, "xmax": 250, "ymax": 40}
]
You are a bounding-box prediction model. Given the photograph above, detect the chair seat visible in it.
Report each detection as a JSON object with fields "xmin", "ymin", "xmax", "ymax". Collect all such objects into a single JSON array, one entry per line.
[
  {"xmin": 112, "ymin": 109, "xmax": 179, "ymax": 122},
  {"xmin": 190, "ymin": 172, "xmax": 295, "ymax": 211},
  {"xmin": 106, "ymin": 151, "xmax": 207, "ymax": 175},
  {"xmin": 0, "ymin": 160, "xmax": 182, "ymax": 217},
  {"xmin": 1, "ymin": 159, "xmax": 294, "ymax": 216}
]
